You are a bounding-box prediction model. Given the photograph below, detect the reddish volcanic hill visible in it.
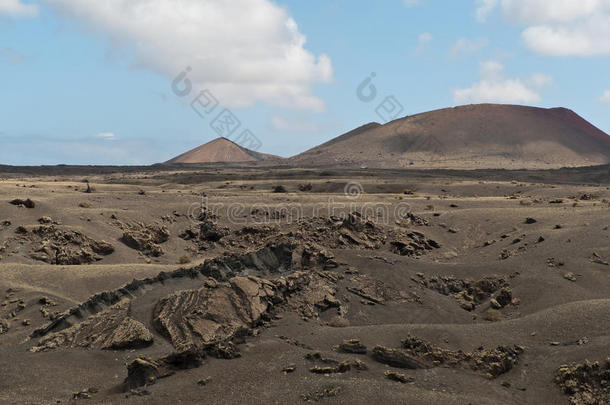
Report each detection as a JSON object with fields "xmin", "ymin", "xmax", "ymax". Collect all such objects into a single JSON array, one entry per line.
[
  {"xmin": 166, "ymin": 137, "xmax": 279, "ymax": 164},
  {"xmin": 288, "ymin": 104, "xmax": 610, "ymax": 169}
]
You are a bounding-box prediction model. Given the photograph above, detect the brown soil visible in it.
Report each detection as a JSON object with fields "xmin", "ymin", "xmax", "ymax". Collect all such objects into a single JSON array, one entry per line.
[{"xmin": 0, "ymin": 165, "xmax": 609, "ymax": 404}]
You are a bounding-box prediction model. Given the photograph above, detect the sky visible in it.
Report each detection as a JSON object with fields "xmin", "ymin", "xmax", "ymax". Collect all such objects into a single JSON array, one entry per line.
[{"xmin": 1, "ymin": 0, "xmax": 610, "ymax": 165}]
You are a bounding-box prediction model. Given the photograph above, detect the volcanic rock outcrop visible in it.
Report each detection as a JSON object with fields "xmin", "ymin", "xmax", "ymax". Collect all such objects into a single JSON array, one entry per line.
[
  {"xmin": 372, "ymin": 335, "xmax": 524, "ymax": 379},
  {"xmin": 8, "ymin": 225, "xmax": 115, "ymax": 265},
  {"xmin": 555, "ymin": 358, "xmax": 610, "ymax": 405},
  {"xmin": 119, "ymin": 221, "xmax": 170, "ymax": 257},
  {"xmin": 33, "ymin": 299, "xmax": 153, "ymax": 351}
]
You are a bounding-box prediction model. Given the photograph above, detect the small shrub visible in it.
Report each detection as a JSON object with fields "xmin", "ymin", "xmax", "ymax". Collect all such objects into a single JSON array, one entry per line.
[
  {"xmin": 484, "ymin": 309, "xmax": 502, "ymax": 322},
  {"xmin": 298, "ymin": 183, "xmax": 313, "ymax": 192},
  {"xmin": 178, "ymin": 254, "xmax": 192, "ymax": 264}
]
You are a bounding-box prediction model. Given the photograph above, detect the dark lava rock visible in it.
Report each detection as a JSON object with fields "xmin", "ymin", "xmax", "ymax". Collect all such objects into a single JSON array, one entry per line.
[
  {"xmin": 199, "ymin": 219, "xmax": 229, "ymax": 242},
  {"xmin": 399, "ymin": 335, "xmax": 524, "ymax": 378},
  {"xmin": 9, "ymin": 199, "xmax": 35, "ymax": 208},
  {"xmin": 121, "ymin": 222, "xmax": 170, "ymax": 257},
  {"xmin": 0, "ymin": 319, "xmax": 9, "ymax": 335},
  {"xmin": 415, "ymin": 274, "xmax": 509, "ymax": 311},
  {"xmin": 33, "ymin": 299, "xmax": 153, "ymax": 351},
  {"xmin": 124, "ymin": 357, "xmax": 171, "ymax": 390},
  {"xmin": 372, "ymin": 346, "xmax": 429, "ymax": 369},
  {"xmin": 301, "ymin": 385, "xmax": 342, "ymax": 402},
  {"xmin": 337, "ymin": 338, "xmax": 367, "ymax": 354},
  {"xmin": 28, "ymin": 225, "xmax": 115, "ymax": 265},
  {"xmin": 555, "ymin": 358, "xmax": 610, "ymax": 405},
  {"xmin": 384, "ymin": 370, "xmax": 413, "ymax": 383},
  {"xmin": 494, "ymin": 287, "xmax": 513, "ymax": 308}
]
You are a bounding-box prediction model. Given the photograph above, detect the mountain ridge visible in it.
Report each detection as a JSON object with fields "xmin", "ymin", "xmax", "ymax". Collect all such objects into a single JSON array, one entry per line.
[{"xmin": 287, "ymin": 104, "xmax": 610, "ymax": 169}]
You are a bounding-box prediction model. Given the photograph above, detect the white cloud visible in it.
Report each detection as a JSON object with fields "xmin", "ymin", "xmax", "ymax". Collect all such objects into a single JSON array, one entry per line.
[
  {"xmin": 449, "ymin": 37, "xmax": 489, "ymax": 57},
  {"xmin": 501, "ymin": 0, "xmax": 610, "ymax": 24},
  {"xmin": 0, "ymin": 0, "xmax": 38, "ymax": 18},
  {"xmin": 0, "ymin": 47, "xmax": 25, "ymax": 64},
  {"xmin": 527, "ymin": 73, "xmax": 553, "ymax": 88},
  {"xmin": 475, "ymin": 0, "xmax": 499, "ymax": 22},
  {"xmin": 453, "ymin": 61, "xmax": 550, "ymax": 104},
  {"xmin": 476, "ymin": 0, "xmax": 610, "ymax": 56},
  {"xmin": 270, "ymin": 116, "xmax": 317, "ymax": 132},
  {"xmin": 96, "ymin": 132, "xmax": 116, "ymax": 140},
  {"xmin": 403, "ymin": 0, "xmax": 422, "ymax": 7},
  {"xmin": 0, "ymin": 135, "xmax": 169, "ymax": 165},
  {"xmin": 415, "ymin": 32, "xmax": 433, "ymax": 53},
  {"xmin": 600, "ymin": 90, "xmax": 610, "ymax": 103},
  {"xmin": 522, "ymin": 15, "xmax": 610, "ymax": 56},
  {"xmin": 46, "ymin": 0, "xmax": 333, "ymax": 111}
]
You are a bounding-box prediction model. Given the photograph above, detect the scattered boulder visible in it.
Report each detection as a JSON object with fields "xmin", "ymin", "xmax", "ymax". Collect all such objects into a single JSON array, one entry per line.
[
  {"xmin": 309, "ymin": 362, "xmax": 352, "ymax": 374},
  {"xmin": 396, "ymin": 212, "xmax": 429, "ymax": 227},
  {"xmin": 306, "ymin": 353, "xmax": 366, "ymax": 374},
  {"xmin": 282, "ymin": 364, "xmax": 296, "ymax": 373},
  {"xmin": 38, "ymin": 216, "xmax": 52, "ymax": 224},
  {"xmin": 564, "ymin": 272, "xmax": 577, "ymax": 282},
  {"xmin": 384, "ymin": 370, "xmax": 413, "ymax": 383},
  {"xmin": 301, "ymin": 385, "xmax": 341, "ymax": 402},
  {"xmin": 0, "ymin": 319, "xmax": 9, "ymax": 335},
  {"xmin": 9, "ymin": 199, "xmax": 35, "ymax": 208},
  {"xmin": 579, "ymin": 193, "xmax": 595, "ymax": 201},
  {"xmin": 298, "ymin": 183, "xmax": 313, "ymax": 192},
  {"xmin": 197, "ymin": 377, "xmax": 212, "ymax": 386},
  {"xmin": 591, "ymin": 252, "xmax": 609, "ymax": 266},
  {"xmin": 336, "ymin": 338, "xmax": 367, "ymax": 354},
  {"xmin": 124, "ymin": 357, "xmax": 172, "ymax": 391}
]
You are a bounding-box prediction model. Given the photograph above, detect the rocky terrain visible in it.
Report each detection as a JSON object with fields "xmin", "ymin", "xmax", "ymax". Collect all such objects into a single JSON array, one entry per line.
[{"xmin": 0, "ymin": 165, "xmax": 609, "ymax": 404}]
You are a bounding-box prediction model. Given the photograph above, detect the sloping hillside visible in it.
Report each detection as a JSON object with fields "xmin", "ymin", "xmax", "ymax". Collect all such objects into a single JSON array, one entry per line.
[{"xmin": 289, "ymin": 104, "xmax": 610, "ymax": 169}]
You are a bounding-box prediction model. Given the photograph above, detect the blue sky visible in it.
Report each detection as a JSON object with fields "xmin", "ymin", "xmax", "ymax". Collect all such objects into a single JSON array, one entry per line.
[{"xmin": 1, "ymin": 0, "xmax": 610, "ymax": 165}]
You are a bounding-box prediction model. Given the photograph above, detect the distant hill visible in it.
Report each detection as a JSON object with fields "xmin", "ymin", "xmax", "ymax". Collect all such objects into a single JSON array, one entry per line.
[
  {"xmin": 166, "ymin": 137, "xmax": 280, "ymax": 164},
  {"xmin": 288, "ymin": 104, "xmax": 610, "ymax": 169}
]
